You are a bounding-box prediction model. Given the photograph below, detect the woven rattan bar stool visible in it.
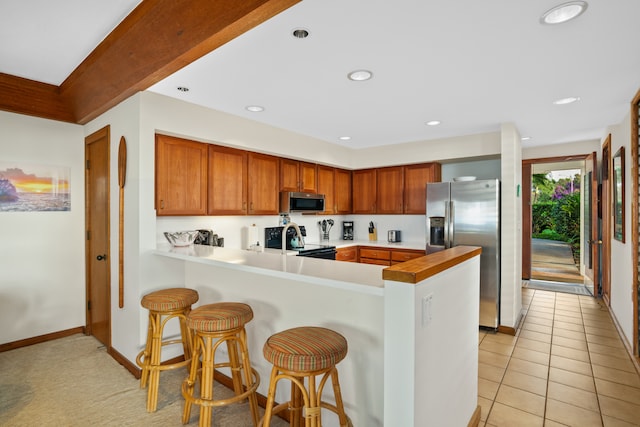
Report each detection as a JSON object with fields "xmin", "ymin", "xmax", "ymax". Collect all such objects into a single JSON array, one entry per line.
[
  {"xmin": 136, "ymin": 287, "xmax": 199, "ymax": 412},
  {"xmin": 261, "ymin": 326, "xmax": 351, "ymax": 427},
  {"xmin": 182, "ymin": 302, "xmax": 260, "ymax": 427}
]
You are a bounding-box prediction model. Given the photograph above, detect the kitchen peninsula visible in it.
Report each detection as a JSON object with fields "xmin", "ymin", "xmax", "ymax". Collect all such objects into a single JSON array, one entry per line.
[{"xmin": 154, "ymin": 243, "xmax": 481, "ymax": 426}]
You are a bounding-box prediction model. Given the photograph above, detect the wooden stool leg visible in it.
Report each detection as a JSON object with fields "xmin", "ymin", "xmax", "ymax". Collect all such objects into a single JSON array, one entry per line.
[
  {"xmin": 330, "ymin": 368, "xmax": 349, "ymax": 427},
  {"xmin": 290, "ymin": 378, "xmax": 304, "ymax": 427},
  {"xmin": 139, "ymin": 312, "xmax": 154, "ymax": 388},
  {"xmin": 262, "ymin": 367, "xmax": 280, "ymax": 427},
  {"xmin": 307, "ymin": 374, "xmax": 321, "ymax": 427},
  {"xmin": 226, "ymin": 337, "xmax": 244, "ymax": 395},
  {"xmin": 147, "ymin": 312, "xmax": 162, "ymax": 412},
  {"xmin": 238, "ymin": 329, "xmax": 260, "ymax": 427},
  {"xmin": 179, "ymin": 310, "xmax": 192, "ymax": 360},
  {"xmin": 199, "ymin": 336, "xmax": 214, "ymax": 427},
  {"xmin": 182, "ymin": 335, "xmax": 201, "ymax": 424}
]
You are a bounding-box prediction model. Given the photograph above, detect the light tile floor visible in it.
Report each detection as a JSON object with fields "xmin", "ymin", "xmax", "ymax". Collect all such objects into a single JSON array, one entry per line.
[{"xmin": 478, "ymin": 287, "xmax": 640, "ymax": 426}]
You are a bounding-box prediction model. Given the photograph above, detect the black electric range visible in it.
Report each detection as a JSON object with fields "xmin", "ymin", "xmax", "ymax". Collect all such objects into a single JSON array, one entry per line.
[{"xmin": 264, "ymin": 226, "xmax": 337, "ymax": 260}]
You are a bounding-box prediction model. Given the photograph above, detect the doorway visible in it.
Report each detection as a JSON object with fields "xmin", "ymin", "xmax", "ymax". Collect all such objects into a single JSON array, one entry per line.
[
  {"xmin": 522, "ymin": 154, "xmax": 597, "ymax": 296},
  {"xmin": 85, "ymin": 126, "xmax": 111, "ymax": 348}
]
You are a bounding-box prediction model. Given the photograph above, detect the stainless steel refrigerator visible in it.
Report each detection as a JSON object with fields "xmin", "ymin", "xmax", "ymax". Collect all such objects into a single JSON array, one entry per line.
[{"xmin": 426, "ymin": 179, "xmax": 500, "ymax": 329}]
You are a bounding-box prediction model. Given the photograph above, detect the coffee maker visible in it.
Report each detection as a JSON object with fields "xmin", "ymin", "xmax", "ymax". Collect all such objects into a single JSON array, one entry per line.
[{"xmin": 342, "ymin": 221, "xmax": 354, "ymax": 240}]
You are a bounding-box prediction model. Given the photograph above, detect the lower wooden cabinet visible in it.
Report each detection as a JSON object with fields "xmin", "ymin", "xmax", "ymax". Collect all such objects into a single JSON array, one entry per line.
[
  {"xmin": 390, "ymin": 249, "xmax": 425, "ymax": 265},
  {"xmin": 340, "ymin": 246, "xmax": 425, "ymax": 266},
  {"xmin": 336, "ymin": 247, "xmax": 357, "ymax": 262},
  {"xmin": 358, "ymin": 247, "xmax": 391, "ymax": 266}
]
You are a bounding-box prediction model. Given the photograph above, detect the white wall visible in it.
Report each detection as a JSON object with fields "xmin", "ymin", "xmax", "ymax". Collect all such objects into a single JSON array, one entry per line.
[
  {"xmin": 441, "ymin": 158, "xmax": 501, "ymax": 182},
  {"xmin": 0, "ymin": 112, "xmax": 85, "ymax": 344},
  {"xmin": 606, "ymin": 113, "xmax": 634, "ymax": 346},
  {"xmin": 523, "ymin": 139, "xmax": 601, "ymax": 160}
]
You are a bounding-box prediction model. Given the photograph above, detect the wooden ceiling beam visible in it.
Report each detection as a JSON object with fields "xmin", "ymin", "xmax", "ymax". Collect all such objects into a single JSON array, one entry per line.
[
  {"xmin": 0, "ymin": 73, "xmax": 75, "ymax": 123},
  {"xmin": 0, "ymin": 0, "xmax": 300, "ymax": 124}
]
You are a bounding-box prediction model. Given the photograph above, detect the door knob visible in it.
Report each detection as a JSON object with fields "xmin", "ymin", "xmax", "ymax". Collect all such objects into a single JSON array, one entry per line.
[{"xmin": 96, "ymin": 254, "xmax": 107, "ymax": 261}]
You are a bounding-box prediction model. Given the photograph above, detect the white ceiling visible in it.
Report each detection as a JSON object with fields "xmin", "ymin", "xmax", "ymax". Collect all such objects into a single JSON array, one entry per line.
[{"xmin": 2, "ymin": 0, "xmax": 640, "ymax": 150}]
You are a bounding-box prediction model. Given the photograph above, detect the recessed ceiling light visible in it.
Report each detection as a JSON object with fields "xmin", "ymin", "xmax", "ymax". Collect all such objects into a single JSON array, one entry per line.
[
  {"xmin": 177, "ymin": 86, "xmax": 189, "ymax": 92},
  {"xmin": 540, "ymin": 1, "xmax": 588, "ymax": 25},
  {"xmin": 245, "ymin": 105, "xmax": 264, "ymax": 112},
  {"xmin": 425, "ymin": 120, "xmax": 441, "ymax": 126},
  {"xmin": 348, "ymin": 70, "xmax": 373, "ymax": 81},
  {"xmin": 521, "ymin": 136, "xmax": 532, "ymax": 141},
  {"xmin": 553, "ymin": 96, "xmax": 581, "ymax": 105},
  {"xmin": 292, "ymin": 28, "xmax": 310, "ymax": 39},
  {"xmin": 339, "ymin": 136, "xmax": 351, "ymax": 141}
]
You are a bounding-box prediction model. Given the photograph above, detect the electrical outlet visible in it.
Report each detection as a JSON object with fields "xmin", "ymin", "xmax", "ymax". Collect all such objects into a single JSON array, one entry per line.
[{"xmin": 422, "ymin": 294, "xmax": 433, "ymax": 327}]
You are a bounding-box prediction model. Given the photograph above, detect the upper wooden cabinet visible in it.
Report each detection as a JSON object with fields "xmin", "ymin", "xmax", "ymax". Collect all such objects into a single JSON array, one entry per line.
[
  {"xmin": 352, "ymin": 169, "xmax": 377, "ymax": 214},
  {"xmin": 317, "ymin": 165, "xmax": 336, "ymax": 214},
  {"xmin": 335, "ymin": 168, "xmax": 352, "ymax": 214},
  {"xmin": 377, "ymin": 166, "xmax": 404, "ymax": 214},
  {"xmin": 403, "ymin": 163, "xmax": 442, "ymax": 214},
  {"xmin": 208, "ymin": 145, "xmax": 247, "ymax": 215},
  {"xmin": 248, "ymin": 152, "xmax": 280, "ymax": 215},
  {"xmin": 155, "ymin": 134, "xmax": 208, "ymax": 216},
  {"xmin": 280, "ymin": 159, "xmax": 317, "ymax": 193},
  {"xmin": 155, "ymin": 134, "xmax": 439, "ymax": 217},
  {"xmin": 317, "ymin": 166, "xmax": 353, "ymax": 214}
]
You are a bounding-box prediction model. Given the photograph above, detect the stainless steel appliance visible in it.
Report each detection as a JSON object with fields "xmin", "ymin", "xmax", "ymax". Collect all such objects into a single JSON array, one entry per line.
[
  {"xmin": 264, "ymin": 226, "xmax": 337, "ymax": 260},
  {"xmin": 387, "ymin": 230, "xmax": 401, "ymax": 243},
  {"xmin": 280, "ymin": 191, "xmax": 325, "ymax": 213},
  {"xmin": 342, "ymin": 221, "xmax": 353, "ymax": 240},
  {"xmin": 426, "ymin": 179, "xmax": 500, "ymax": 329}
]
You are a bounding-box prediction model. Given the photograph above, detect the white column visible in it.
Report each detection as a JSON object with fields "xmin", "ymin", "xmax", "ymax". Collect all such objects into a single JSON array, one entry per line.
[{"xmin": 500, "ymin": 123, "xmax": 523, "ymax": 328}]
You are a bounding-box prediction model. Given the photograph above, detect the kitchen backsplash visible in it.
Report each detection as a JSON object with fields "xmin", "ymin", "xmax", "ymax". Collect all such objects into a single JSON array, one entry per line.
[{"xmin": 156, "ymin": 214, "xmax": 426, "ymax": 249}]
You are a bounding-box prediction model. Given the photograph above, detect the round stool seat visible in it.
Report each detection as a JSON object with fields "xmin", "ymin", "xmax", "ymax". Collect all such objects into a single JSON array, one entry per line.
[
  {"xmin": 263, "ymin": 326, "xmax": 348, "ymax": 372},
  {"xmin": 187, "ymin": 302, "xmax": 253, "ymax": 333},
  {"xmin": 141, "ymin": 287, "xmax": 199, "ymax": 311}
]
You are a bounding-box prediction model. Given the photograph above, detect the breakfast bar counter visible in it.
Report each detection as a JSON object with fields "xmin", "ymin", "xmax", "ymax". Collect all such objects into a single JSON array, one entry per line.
[{"xmin": 152, "ymin": 244, "xmax": 481, "ymax": 426}]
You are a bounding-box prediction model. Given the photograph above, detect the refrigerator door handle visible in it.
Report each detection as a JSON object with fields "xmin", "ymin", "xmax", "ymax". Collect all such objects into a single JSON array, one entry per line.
[
  {"xmin": 444, "ymin": 201, "xmax": 450, "ymax": 248},
  {"xmin": 449, "ymin": 201, "xmax": 455, "ymax": 248}
]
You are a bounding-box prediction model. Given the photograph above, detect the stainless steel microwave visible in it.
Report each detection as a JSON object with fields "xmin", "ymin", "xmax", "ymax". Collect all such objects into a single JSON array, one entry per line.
[{"xmin": 280, "ymin": 191, "xmax": 325, "ymax": 213}]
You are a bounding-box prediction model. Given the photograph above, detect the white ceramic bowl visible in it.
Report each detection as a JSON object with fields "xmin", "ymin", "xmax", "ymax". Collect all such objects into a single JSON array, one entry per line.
[
  {"xmin": 164, "ymin": 231, "xmax": 200, "ymax": 247},
  {"xmin": 453, "ymin": 176, "xmax": 477, "ymax": 182}
]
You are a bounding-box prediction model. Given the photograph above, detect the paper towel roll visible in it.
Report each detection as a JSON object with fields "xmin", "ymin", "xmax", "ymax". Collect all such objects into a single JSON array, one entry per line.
[{"xmin": 247, "ymin": 223, "xmax": 258, "ymax": 247}]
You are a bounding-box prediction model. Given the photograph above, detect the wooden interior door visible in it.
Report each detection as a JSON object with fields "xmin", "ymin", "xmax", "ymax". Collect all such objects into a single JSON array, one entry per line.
[
  {"xmin": 85, "ymin": 126, "xmax": 111, "ymax": 347},
  {"xmin": 521, "ymin": 163, "xmax": 532, "ymax": 279},
  {"xmin": 601, "ymin": 137, "xmax": 611, "ymax": 303},
  {"xmin": 583, "ymin": 152, "xmax": 598, "ymax": 291}
]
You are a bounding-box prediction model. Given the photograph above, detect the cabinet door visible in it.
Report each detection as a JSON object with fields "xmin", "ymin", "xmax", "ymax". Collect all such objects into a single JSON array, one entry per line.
[
  {"xmin": 280, "ymin": 159, "xmax": 317, "ymax": 193},
  {"xmin": 248, "ymin": 152, "xmax": 280, "ymax": 215},
  {"xmin": 155, "ymin": 134, "xmax": 208, "ymax": 216},
  {"xmin": 376, "ymin": 166, "xmax": 404, "ymax": 214},
  {"xmin": 352, "ymin": 169, "xmax": 376, "ymax": 213},
  {"xmin": 335, "ymin": 168, "xmax": 352, "ymax": 214},
  {"xmin": 403, "ymin": 163, "xmax": 442, "ymax": 214},
  {"xmin": 280, "ymin": 158, "xmax": 299, "ymax": 192},
  {"xmin": 208, "ymin": 145, "xmax": 247, "ymax": 215},
  {"xmin": 317, "ymin": 165, "xmax": 335, "ymax": 214},
  {"xmin": 336, "ymin": 247, "xmax": 358, "ymax": 262},
  {"xmin": 299, "ymin": 162, "xmax": 317, "ymax": 193}
]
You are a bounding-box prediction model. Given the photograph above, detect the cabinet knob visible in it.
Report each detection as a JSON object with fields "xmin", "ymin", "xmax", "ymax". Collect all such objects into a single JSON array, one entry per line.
[{"xmin": 160, "ymin": 200, "xmax": 164, "ymax": 209}]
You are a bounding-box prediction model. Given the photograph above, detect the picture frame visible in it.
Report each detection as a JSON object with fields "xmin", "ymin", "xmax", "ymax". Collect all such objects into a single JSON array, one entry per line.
[{"xmin": 612, "ymin": 146, "xmax": 625, "ymax": 242}]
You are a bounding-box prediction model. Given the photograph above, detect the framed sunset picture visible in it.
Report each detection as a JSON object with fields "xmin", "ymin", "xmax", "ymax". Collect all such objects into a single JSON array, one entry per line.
[{"xmin": 0, "ymin": 163, "xmax": 71, "ymax": 212}]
